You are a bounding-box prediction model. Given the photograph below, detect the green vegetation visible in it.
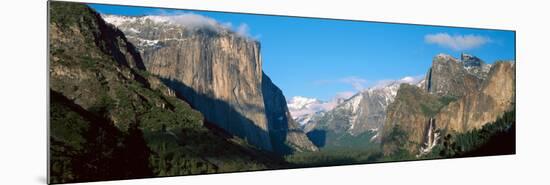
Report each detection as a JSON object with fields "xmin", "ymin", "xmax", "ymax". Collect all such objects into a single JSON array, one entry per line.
[
  {"xmin": 438, "ymin": 95, "xmax": 458, "ymax": 106},
  {"xmin": 285, "ymin": 148, "xmax": 383, "ymax": 167},
  {"xmin": 50, "ymin": 1, "xmax": 98, "ymax": 27},
  {"xmin": 49, "ymin": 2, "xmax": 282, "ymax": 183},
  {"xmin": 320, "ymin": 130, "xmax": 378, "ymax": 149},
  {"xmin": 435, "ymin": 110, "xmax": 516, "ymax": 158},
  {"xmin": 380, "ymin": 125, "xmax": 416, "ymax": 160},
  {"xmin": 290, "ymin": 127, "xmax": 416, "ymax": 166},
  {"xmin": 286, "ymin": 126, "xmax": 418, "ymax": 166},
  {"xmin": 327, "ymin": 131, "xmax": 377, "ymax": 149},
  {"xmin": 293, "ymin": 109, "xmax": 515, "ymax": 167},
  {"xmin": 379, "ymin": 109, "xmax": 515, "ymax": 162},
  {"xmin": 419, "ymin": 95, "xmax": 456, "ymax": 117},
  {"xmin": 390, "ymin": 84, "xmax": 456, "ymax": 117},
  {"xmin": 50, "ymin": 90, "xmax": 153, "ymax": 183}
]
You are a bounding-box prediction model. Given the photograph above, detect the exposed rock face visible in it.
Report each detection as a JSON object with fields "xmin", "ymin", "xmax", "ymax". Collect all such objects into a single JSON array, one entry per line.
[
  {"xmin": 383, "ymin": 84, "xmax": 443, "ymax": 153},
  {"xmin": 351, "ymin": 84, "xmax": 401, "ymax": 135},
  {"xmin": 49, "ymin": 3, "xmax": 286, "ymax": 182},
  {"xmin": 49, "ymin": 4, "xmax": 157, "ymax": 180},
  {"xmin": 424, "ymin": 54, "xmax": 484, "ymax": 98},
  {"xmin": 435, "ymin": 62, "xmax": 515, "ymax": 132},
  {"xmin": 462, "ymin": 53, "xmax": 483, "ymax": 68},
  {"xmin": 461, "ymin": 53, "xmax": 492, "ymax": 79},
  {"xmin": 104, "ymin": 15, "xmax": 317, "ymax": 153},
  {"xmin": 310, "ymin": 85, "xmax": 398, "ymax": 136},
  {"xmin": 262, "ymin": 73, "xmax": 318, "ymax": 153},
  {"xmin": 49, "ymin": 2, "xmax": 159, "ymax": 129},
  {"xmin": 304, "ymin": 80, "xmax": 416, "ymax": 148},
  {"xmin": 383, "ymin": 54, "xmax": 515, "ymax": 155},
  {"xmin": 147, "ymin": 31, "xmax": 272, "ymax": 152}
]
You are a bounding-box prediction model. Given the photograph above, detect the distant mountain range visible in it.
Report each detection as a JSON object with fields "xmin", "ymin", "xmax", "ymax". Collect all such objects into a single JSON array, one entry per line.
[
  {"xmin": 286, "ymin": 52, "xmax": 514, "ymax": 155},
  {"xmin": 287, "ymin": 96, "xmax": 344, "ymax": 126},
  {"xmin": 289, "ymin": 77, "xmax": 422, "ymax": 149}
]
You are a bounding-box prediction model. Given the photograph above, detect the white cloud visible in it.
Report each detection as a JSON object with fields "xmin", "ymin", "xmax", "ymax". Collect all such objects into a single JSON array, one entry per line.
[
  {"xmin": 163, "ymin": 13, "xmax": 223, "ymax": 31},
  {"xmin": 398, "ymin": 75, "xmax": 424, "ymax": 84},
  {"xmin": 320, "ymin": 91, "xmax": 355, "ymax": 110},
  {"xmin": 314, "ymin": 76, "xmax": 368, "ymax": 91},
  {"xmin": 425, "ymin": 33, "xmax": 491, "ymax": 51},
  {"xmin": 315, "ymin": 75, "xmax": 424, "ymax": 92},
  {"xmin": 287, "ymin": 96, "xmax": 325, "ymax": 119},
  {"xmin": 372, "ymin": 75, "xmax": 424, "ymax": 89},
  {"xmin": 221, "ymin": 22, "xmax": 233, "ymax": 29},
  {"xmin": 140, "ymin": 12, "xmax": 255, "ymax": 39},
  {"xmin": 235, "ymin": 23, "xmax": 250, "ymax": 37},
  {"xmin": 339, "ymin": 76, "xmax": 368, "ymax": 91},
  {"xmin": 334, "ymin": 91, "xmax": 355, "ymax": 100}
]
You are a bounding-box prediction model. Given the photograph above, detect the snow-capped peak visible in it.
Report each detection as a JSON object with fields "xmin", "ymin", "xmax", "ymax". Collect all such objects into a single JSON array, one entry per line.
[
  {"xmin": 435, "ymin": 53, "xmax": 456, "ymax": 60},
  {"xmin": 416, "ymin": 78, "xmax": 426, "ymax": 88},
  {"xmin": 290, "ymin": 76, "xmax": 424, "ymax": 129},
  {"xmin": 345, "ymin": 93, "xmax": 363, "ymax": 113},
  {"xmin": 101, "ymin": 14, "xmax": 254, "ymax": 39},
  {"xmin": 102, "ymin": 14, "xmax": 220, "ymax": 29},
  {"xmin": 399, "ymin": 76, "xmax": 417, "ymax": 83},
  {"xmin": 368, "ymin": 76, "xmax": 423, "ymax": 100},
  {"xmin": 287, "ymin": 96, "xmax": 326, "ymax": 126},
  {"xmin": 287, "ymin": 96, "xmax": 347, "ymax": 126}
]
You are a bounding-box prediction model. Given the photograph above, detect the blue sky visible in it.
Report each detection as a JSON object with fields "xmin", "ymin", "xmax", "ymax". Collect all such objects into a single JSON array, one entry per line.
[{"xmin": 89, "ymin": 4, "xmax": 516, "ymax": 101}]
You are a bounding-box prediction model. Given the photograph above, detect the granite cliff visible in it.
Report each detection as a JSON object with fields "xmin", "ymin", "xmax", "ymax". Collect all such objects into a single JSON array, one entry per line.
[
  {"xmin": 103, "ymin": 15, "xmax": 317, "ymax": 154},
  {"xmin": 436, "ymin": 61, "xmax": 515, "ymax": 133},
  {"xmin": 383, "ymin": 54, "xmax": 515, "ymax": 155},
  {"xmin": 49, "ymin": 2, "xmax": 286, "ymax": 183}
]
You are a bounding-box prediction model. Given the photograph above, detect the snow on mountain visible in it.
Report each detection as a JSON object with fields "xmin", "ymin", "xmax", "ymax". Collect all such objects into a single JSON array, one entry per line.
[
  {"xmin": 102, "ymin": 14, "xmax": 225, "ymax": 31},
  {"xmin": 287, "ymin": 96, "xmax": 337, "ymax": 126},
  {"xmin": 339, "ymin": 93, "xmax": 364, "ymax": 130},
  {"xmin": 417, "ymin": 78, "xmax": 426, "ymax": 88},
  {"xmin": 101, "ymin": 14, "xmax": 257, "ymax": 41},
  {"xmin": 299, "ymin": 76, "xmax": 424, "ymax": 139},
  {"xmin": 102, "ymin": 14, "xmax": 262, "ymax": 54},
  {"xmin": 369, "ymin": 76, "xmax": 424, "ymax": 104}
]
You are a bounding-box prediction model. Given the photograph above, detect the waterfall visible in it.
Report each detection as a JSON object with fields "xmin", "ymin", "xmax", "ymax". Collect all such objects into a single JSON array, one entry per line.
[{"xmin": 417, "ymin": 118, "xmax": 440, "ymax": 157}]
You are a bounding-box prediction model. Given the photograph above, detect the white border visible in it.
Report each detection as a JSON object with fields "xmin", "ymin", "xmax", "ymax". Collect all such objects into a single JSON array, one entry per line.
[{"xmin": 1, "ymin": 0, "xmax": 549, "ymax": 184}]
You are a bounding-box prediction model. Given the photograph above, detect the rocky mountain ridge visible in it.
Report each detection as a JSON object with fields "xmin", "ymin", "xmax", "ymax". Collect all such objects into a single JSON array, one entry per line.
[
  {"xmin": 287, "ymin": 96, "xmax": 347, "ymax": 127},
  {"xmin": 104, "ymin": 14, "xmax": 317, "ymax": 154},
  {"xmin": 301, "ymin": 77, "xmax": 422, "ymax": 148},
  {"xmin": 383, "ymin": 53, "xmax": 515, "ymax": 155},
  {"xmin": 49, "ymin": 2, "xmax": 285, "ymax": 183}
]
